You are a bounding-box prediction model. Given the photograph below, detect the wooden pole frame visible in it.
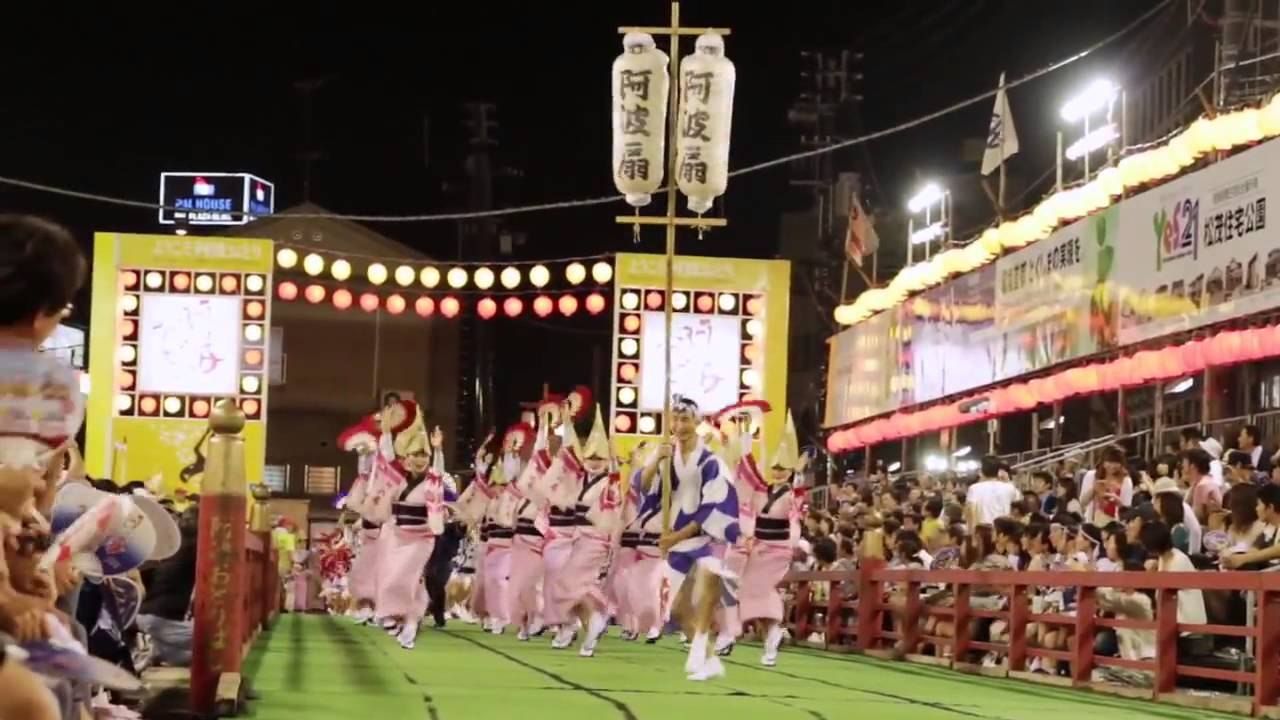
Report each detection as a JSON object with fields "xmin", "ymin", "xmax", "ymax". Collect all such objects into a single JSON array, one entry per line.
[{"xmin": 617, "ymin": 2, "xmax": 731, "ymax": 535}]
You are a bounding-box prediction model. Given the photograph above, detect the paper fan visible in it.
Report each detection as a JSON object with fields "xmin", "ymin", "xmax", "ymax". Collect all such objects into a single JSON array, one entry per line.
[
  {"xmin": 1203, "ymin": 530, "xmax": 1231, "ymax": 554},
  {"xmin": 42, "ymin": 485, "xmax": 123, "ymax": 573},
  {"xmin": 711, "ymin": 400, "xmax": 772, "ymax": 426},
  {"xmin": 43, "ymin": 485, "xmax": 159, "ymax": 577},
  {"xmin": 337, "ymin": 415, "xmax": 380, "ymax": 453},
  {"xmin": 931, "ymin": 546, "xmax": 961, "ymax": 569},
  {"xmin": 17, "ymin": 640, "xmax": 143, "ymax": 691},
  {"xmin": 132, "ymin": 492, "xmax": 180, "ymax": 561}
]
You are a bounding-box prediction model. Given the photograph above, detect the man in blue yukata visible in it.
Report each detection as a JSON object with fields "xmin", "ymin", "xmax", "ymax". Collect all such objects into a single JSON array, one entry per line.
[{"xmin": 639, "ymin": 395, "xmax": 741, "ymax": 681}]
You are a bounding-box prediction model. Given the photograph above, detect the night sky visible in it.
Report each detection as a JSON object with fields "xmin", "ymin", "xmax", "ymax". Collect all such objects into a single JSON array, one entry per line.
[{"xmin": 1, "ymin": 1, "xmax": 1167, "ymax": 429}]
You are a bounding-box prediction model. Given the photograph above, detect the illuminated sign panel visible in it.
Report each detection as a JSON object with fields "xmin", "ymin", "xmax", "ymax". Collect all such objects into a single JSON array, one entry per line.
[{"xmin": 159, "ymin": 173, "xmax": 275, "ymax": 225}]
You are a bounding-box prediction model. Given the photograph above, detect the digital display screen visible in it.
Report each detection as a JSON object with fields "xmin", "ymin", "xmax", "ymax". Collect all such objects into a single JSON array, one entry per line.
[
  {"xmin": 158, "ymin": 173, "xmax": 274, "ymax": 225},
  {"xmin": 638, "ymin": 311, "xmax": 741, "ymax": 412},
  {"xmin": 137, "ymin": 295, "xmax": 242, "ymax": 395}
]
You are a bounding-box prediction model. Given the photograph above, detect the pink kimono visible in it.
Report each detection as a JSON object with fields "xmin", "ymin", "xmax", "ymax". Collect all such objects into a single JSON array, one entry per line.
[
  {"xmin": 605, "ymin": 485, "xmax": 641, "ymax": 621},
  {"xmin": 285, "ymin": 550, "xmax": 315, "ymax": 612},
  {"xmin": 533, "ymin": 443, "xmax": 584, "ymax": 627},
  {"xmin": 374, "ymin": 471, "xmax": 448, "ymax": 624},
  {"xmin": 454, "ymin": 471, "xmax": 497, "ymax": 619},
  {"xmin": 616, "ymin": 479, "xmax": 664, "ymax": 636},
  {"xmin": 548, "ymin": 471, "xmax": 622, "ymax": 618},
  {"xmin": 719, "ymin": 452, "xmax": 767, "ymax": 637},
  {"xmin": 507, "ymin": 446, "xmax": 553, "ymax": 629},
  {"xmin": 480, "ymin": 481, "xmax": 518, "ymax": 628},
  {"xmin": 738, "ymin": 474, "xmax": 806, "ymax": 624},
  {"xmin": 345, "ymin": 465, "xmax": 385, "ymax": 607}
]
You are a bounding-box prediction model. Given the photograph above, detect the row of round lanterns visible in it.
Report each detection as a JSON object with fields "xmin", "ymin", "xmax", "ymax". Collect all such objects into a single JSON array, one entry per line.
[
  {"xmin": 826, "ymin": 323, "xmax": 1280, "ymax": 453},
  {"xmin": 276, "ymin": 281, "xmax": 607, "ymax": 318},
  {"xmin": 275, "ymin": 250, "xmax": 614, "ymax": 290},
  {"xmin": 834, "ymin": 93, "xmax": 1280, "ymax": 327}
]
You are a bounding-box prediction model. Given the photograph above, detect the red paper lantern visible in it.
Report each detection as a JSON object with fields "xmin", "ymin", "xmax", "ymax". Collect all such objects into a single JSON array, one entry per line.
[
  {"xmin": 533, "ymin": 296, "xmax": 554, "ymax": 318},
  {"xmin": 332, "ymin": 288, "xmax": 353, "ymax": 310},
  {"xmin": 304, "ymin": 284, "xmax": 326, "ymax": 304},
  {"xmin": 503, "ymin": 297, "xmax": 523, "ymax": 317},
  {"xmin": 477, "ymin": 298, "xmax": 497, "ymax": 320},
  {"xmin": 386, "ymin": 294, "xmax": 407, "ymax": 315},
  {"xmin": 559, "ymin": 295, "xmax": 579, "ymax": 317},
  {"xmin": 359, "ymin": 293, "xmax": 380, "ymax": 312},
  {"xmin": 415, "ymin": 297, "xmax": 435, "ymax": 317},
  {"xmin": 277, "ymin": 281, "xmax": 298, "ymax": 301},
  {"xmin": 440, "ymin": 296, "xmax": 461, "ymax": 318},
  {"xmin": 585, "ymin": 293, "xmax": 606, "ymax": 315}
]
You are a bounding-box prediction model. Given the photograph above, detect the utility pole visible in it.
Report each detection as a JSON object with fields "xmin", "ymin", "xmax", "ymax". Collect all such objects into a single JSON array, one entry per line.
[
  {"xmin": 786, "ymin": 49, "xmax": 863, "ymax": 485},
  {"xmin": 293, "ymin": 77, "xmax": 332, "ymax": 203},
  {"xmin": 456, "ymin": 102, "xmax": 500, "ymax": 459}
]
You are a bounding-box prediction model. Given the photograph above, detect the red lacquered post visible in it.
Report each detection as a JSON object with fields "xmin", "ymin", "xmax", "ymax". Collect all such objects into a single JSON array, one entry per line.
[{"xmin": 189, "ymin": 400, "xmax": 248, "ymax": 715}]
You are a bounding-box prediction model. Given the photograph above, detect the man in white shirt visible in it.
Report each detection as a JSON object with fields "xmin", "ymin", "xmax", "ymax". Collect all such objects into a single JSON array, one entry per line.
[{"xmin": 966, "ymin": 456, "xmax": 1019, "ymax": 529}]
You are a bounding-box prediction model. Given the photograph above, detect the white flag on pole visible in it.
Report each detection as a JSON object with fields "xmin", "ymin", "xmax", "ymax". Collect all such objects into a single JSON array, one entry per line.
[
  {"xmin": 844, "ymin": 190, "xmax": 878, "ymax": 266},
  {"xmin": 981, "ymin": 72, "xmax": 1019, "ymax": 176}
]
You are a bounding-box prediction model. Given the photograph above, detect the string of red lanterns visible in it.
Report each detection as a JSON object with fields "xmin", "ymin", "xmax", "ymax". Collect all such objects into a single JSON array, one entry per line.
[
  {"xmin": 275, "ymin": 280, "xmax": 608, "ymax": 319},
  {"xmin": 827, "ymin": 323, "xmax": 1280, "ymax": 453}
]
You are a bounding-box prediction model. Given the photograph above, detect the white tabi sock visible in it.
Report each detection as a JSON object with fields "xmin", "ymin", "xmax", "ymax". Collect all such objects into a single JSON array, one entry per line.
[{"xmin": 685, "ymin": 632, "xmax": 710, "ymax": 674}]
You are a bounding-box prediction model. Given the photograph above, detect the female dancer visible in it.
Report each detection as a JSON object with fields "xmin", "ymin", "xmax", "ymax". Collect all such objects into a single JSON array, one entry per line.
[
  {"xmin": 551, "ymin": 407, "xmax": 623, "ymax": 657},
  {"xmin": 375, "ymin": 404, "xmax": 454, "ymax": 650},
  {"xmin": 735, "ymin": 410, "xmax": 807, "ymax": 667}
]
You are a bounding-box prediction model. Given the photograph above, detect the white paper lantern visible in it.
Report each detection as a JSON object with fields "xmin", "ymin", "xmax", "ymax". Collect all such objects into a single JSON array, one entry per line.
[
  {"xmin": 675, "ymin": 33, "xmax": 735, "ymax": 215},
  {"xmin": 611, "ymin": 33, "xmax": 670, "ymax": 208}
]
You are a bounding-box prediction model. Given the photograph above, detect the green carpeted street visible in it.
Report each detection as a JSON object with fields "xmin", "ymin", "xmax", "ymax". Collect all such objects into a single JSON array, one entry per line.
[{"xmin": 241, "ymin": 614, "xmax": 1240, "ymax": 719}]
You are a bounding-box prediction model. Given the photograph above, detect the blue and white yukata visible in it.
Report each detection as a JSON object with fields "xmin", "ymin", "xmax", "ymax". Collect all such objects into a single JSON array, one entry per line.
[{"xmin": 660, "ymin": 440, "xmax": 742, "ymax": 601}]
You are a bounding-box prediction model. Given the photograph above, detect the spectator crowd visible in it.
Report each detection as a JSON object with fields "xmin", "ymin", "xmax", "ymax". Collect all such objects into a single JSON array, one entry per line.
[{"xmin": 787, "ymin": 424, "xmax": 1280, "ymax": 686}]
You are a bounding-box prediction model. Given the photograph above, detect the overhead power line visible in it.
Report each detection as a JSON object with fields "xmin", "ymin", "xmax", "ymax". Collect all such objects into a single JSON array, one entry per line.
[{"xmin": 0, "ymin": 0, "xmax": 1173, "ymax": 224}]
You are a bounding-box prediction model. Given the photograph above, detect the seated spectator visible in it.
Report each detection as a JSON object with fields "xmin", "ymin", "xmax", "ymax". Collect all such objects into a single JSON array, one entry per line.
[
  {"xmin": 1225, "ymin": 450, "xmax": 1259, "ymax": 487},
  {"xmin": 1183, "ymin": 448, "xmax": 1223, "ymax": 525},
  {"xmin": 1222, "ymin": 483, "xmax": 1280, "ymax": 570},
  {"xmin": 1238, "ymin": 424, "xmax": 1272, "ymax": 474},
  {"xmin": 1152, "ymin": 483, "xmax": 1192, "ymax": 555},
  {"xmin": 1140, "ymin": 521, "xmax": 1207, "ymax": 627},
  {"xmin": 1023, "ymin": 522, "xmax": 1051, "ymax": 569},
  {"xmin": 920, "ymin": 498, "xmax": 945, "ymax": 551},
  {"xmin": 1055, "ymin": 477, "xmax": 1083, "ymax": 517},
  {"xmin": 1030, "ymin": 471, "xmax": 1056, "ymax": 515},
  {"xmin": 1181, "ymin": 428, "xmax": 1226, "ymax": 486},
  {"xmin": 993, "ymin": 517, "xmax": 1026, "ymax": 570},
  {"xmin": 1094, "ymin": 555, "xmax": 1156, "ymax": 685},
  {"xmin": 1097, "ymin": 522, "xmax": 1129, "ymax": 572},
  {"xmin": 1122, "ymin": 504, "xmax": 1157, "ymax": 546},
  {"xmin": 1152, "ymin": 477, "xmax": 1201, "ymax": 555},
  {"xmin": 136, "ymin": 506, "xmax": 199, "ymax": 666},
  {"xmin": 1223, "ymin": 485, "xmax": 1264, "ymax": 556}
]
